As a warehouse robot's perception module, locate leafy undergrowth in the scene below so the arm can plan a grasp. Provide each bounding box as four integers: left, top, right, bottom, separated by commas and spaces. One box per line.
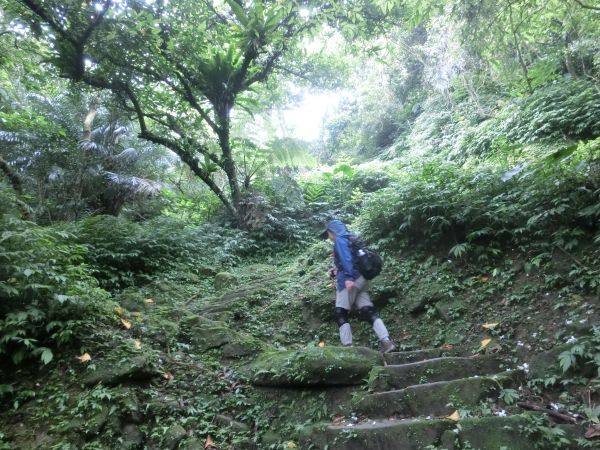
1, 140, 599, 448
1, 231, 599, 449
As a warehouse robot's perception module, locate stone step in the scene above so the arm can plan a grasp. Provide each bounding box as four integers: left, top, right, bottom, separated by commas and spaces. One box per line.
355, 370, 524, 418
383, 346, 467, 365
368, 355, 505, 391
242, 346, 384, 387
300, 415, 537, 450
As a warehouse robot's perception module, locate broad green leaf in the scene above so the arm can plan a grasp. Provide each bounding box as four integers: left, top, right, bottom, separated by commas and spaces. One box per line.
225, 0, 249, 26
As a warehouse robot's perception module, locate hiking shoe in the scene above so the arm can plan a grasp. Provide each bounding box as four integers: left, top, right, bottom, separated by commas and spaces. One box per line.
380, 338, 397, 353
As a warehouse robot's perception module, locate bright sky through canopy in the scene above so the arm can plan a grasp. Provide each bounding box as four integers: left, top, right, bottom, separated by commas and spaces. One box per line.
280, 91, 344, 141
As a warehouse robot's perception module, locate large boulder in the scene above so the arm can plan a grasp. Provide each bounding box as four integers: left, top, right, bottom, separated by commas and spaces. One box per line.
179, 315, 231, 352
406, 280, 448, 314
214, 272, 238, 290
434, 298, 465, 322
121, 423, 144, 449
222, 334, 265, 359
242, 346, 384, 387
83, 355, 159, 386
179, 315, 266, 356
162, 424, 186, 450
367, 355, 504, 391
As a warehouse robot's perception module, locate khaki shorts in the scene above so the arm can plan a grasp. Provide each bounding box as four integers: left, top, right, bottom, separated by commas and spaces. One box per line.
335, 276, 373, 310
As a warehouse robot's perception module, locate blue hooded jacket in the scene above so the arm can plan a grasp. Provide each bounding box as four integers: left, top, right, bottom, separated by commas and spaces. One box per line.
325, 220, 361, 291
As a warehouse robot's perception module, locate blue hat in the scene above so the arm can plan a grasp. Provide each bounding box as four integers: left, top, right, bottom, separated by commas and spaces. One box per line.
319, 219, 347, 238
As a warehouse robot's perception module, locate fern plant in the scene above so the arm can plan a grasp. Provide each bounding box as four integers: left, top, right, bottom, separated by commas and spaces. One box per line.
0, 211, 111, 365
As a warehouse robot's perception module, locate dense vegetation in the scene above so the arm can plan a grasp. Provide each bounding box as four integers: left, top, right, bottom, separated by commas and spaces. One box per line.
1, 0, 599, 448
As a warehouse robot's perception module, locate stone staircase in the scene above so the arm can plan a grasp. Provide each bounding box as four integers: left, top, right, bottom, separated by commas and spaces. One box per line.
294, 348, 563, 450
243, 345, 583, 449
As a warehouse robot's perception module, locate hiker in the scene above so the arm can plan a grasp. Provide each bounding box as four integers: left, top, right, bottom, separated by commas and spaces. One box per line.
321, 219, 397, 353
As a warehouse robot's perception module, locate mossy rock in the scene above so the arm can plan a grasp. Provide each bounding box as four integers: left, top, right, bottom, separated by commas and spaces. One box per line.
406, 280, 447, 314
434, 299, 465, 322
368, 356, 504, 391
67, 405, 114, 439
83, 355, 159, 386
196, 265, 219, 277
162, 424, 186, 449
455, 415, 532, 449
260, 430, 282, 446
369, 283, 399, 307
195, 283, 275, 317
121, 423, 144, 449
119, 387, 144, 424
304, 414, 537, 450
241, 263, 278, 279
528, 344, 572, 379
214, 272, 238, 290
179, 437, 204, 450
143, 320, 179, 348
383, 347, 466, 364
356, 371, 523, 418
117, 291, 146, 311
145, 393, 184, 416
222, 334, 266, 359
300, 418, 451, 450
242, 346, 384, 387
180, 314, 267, 356
214, 414, 250, 432
179, 315, 231, 352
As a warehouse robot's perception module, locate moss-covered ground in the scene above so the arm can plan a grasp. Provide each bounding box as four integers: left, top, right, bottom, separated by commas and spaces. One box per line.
0, 237, 598, 449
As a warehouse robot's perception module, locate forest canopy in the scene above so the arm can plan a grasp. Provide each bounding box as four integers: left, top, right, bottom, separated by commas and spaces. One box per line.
1, 1, 600, 449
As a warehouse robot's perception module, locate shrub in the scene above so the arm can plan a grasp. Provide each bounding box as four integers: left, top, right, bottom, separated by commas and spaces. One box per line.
462, 79, 600, 157
0, 212, 111, 365
355, 141, 600, 263
63, 216, 263, 289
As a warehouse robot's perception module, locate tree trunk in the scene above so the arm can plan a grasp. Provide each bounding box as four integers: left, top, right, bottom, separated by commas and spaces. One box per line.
0, 155, 30, 219
0, 155, 23, 195
508, 2, 533, 94
74, 99, 98, 217
216, 103, 243, 210
564, 30, 578, 78
82, 101, 97, 141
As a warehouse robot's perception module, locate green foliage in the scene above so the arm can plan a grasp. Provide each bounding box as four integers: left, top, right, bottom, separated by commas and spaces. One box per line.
62, 216, 264, 289
0, 209, 111, 365
300, 164, 390, 221
356, 142, 600, 268
161, 188, 222, 224
558, 326, 600, 378
498, 388, 519, 405
463, 79, 600, 157
519, 413, 572, 449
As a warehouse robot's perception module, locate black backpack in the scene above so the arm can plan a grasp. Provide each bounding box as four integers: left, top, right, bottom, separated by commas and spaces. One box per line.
348, 235, 383, 280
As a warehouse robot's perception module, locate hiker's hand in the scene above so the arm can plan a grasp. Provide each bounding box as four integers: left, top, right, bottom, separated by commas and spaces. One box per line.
345, 280, 355, 290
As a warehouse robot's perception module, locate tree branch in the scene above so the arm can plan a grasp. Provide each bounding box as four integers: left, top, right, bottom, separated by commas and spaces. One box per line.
80, 0, 112, 44
19, 0, 78, 46
202, 0, 229, 25
572, 0, 600, 11
171, 68, 220, 133
117, 84, 236, 215
244, 51, 282, 88
275, 65, 314, 83
232, 46, 258, 93
517, 402, 579, 424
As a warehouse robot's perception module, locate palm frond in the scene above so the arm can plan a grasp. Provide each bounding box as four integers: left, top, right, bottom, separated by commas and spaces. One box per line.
23, 92, 53, 106
0, 131, 22, 143
115, 148, 140, 163
47, 166, 65, 181
79, 140, 106, 154
104, 172, 161, 196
